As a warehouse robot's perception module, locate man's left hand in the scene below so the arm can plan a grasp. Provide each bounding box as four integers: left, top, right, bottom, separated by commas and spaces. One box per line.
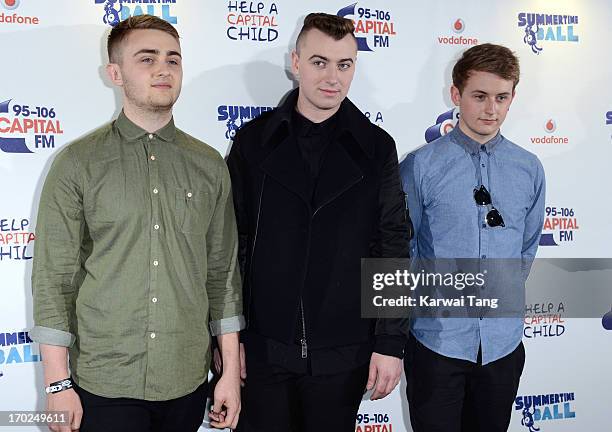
209, 372, 241, 429
365, 352, 402, 400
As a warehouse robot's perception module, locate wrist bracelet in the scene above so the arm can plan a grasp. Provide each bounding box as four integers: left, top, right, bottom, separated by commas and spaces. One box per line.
45, 378, 73, 394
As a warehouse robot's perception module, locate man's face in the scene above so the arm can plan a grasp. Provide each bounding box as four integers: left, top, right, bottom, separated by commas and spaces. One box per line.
291, 29, 357, 120
107, 29, 183, 113
451, 70, 515, 144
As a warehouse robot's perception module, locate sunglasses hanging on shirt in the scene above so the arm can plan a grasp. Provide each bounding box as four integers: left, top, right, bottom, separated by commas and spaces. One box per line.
473, 185, 505, 228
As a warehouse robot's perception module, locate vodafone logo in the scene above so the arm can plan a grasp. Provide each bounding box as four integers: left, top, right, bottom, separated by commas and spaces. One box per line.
544, 119, 556, 133
0, 0, 20, 10
453, 18, 465, 33
531, 119, 568, 144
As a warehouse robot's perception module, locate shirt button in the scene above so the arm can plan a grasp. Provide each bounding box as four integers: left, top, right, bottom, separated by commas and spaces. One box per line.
187, 192, 193, 198
150, 155, 156, 161
153, 260, 159, 266
152, 297, 158, 303
482, 223, 486, 228
481, 255, 486, 259
154, 224, 160, 230
148, 134, 154, 140
481, 163, 485, 167
153, 188, 159, 194
150, 332, 156, 339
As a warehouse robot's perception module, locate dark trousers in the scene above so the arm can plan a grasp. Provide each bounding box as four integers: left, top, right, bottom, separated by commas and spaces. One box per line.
405, 335, 525, 432
236, 358, 369, 432
74, 381, 209, 432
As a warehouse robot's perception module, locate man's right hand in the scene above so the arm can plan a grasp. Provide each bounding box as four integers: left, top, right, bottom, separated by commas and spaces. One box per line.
47, 389, 83, 432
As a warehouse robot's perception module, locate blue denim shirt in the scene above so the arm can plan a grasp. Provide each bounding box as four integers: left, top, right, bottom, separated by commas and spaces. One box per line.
399, 126, 545, 364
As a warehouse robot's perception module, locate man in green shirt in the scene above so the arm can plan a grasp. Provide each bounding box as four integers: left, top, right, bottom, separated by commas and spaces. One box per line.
30, 15, 243, 432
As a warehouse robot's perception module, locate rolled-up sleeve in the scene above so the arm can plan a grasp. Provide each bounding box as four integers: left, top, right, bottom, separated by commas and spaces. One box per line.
206, 160, 245, 336
30, 147, 85, 347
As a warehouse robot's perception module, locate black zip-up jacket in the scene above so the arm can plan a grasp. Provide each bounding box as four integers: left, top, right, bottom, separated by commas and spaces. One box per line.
227, 89, 412, 360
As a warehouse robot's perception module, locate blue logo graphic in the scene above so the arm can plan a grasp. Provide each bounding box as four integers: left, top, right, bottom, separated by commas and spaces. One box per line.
515, 392, 576, 430
94, 0, 177, 27
424, 108, 459, 143
0, 99, 32, 154
218, 105, 273, 139
1, 0, 20, 10
517, 13, 579, 55
0, 331, 41, 377
602, 308, 612, 330
606, 111, 612, 125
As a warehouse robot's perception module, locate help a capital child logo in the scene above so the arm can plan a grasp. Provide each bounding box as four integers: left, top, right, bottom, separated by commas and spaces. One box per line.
517, 12, 579, 55
94, 0, 178, 27
424, 108, 459, 143
226, 1, 279, 42
515, 392, 576, 431
0, 218, 35, 262
0, 99, 63, 154
539, 205, 579, 246
437, 18, 478, 46
524, 301, 565, 339
337, 3, 396, 52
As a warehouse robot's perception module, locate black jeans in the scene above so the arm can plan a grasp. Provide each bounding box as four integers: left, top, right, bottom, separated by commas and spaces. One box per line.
74, 381, 209, 432
404, 334, 525, 432
236, 356, 369, 432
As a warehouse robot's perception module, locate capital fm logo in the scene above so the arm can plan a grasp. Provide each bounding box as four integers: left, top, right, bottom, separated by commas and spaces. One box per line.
94, 0, 178, 27
603, 307, 612, 331
539, 205, 579, 246
0, 99, 64, 154
226, 1, 279, 42
517, 12, 579, 55
530, 119, 569, 145
0, 0, 40, 25
438, 18, 478, 46
424, 108, 459, 143
337, 3, 397, 52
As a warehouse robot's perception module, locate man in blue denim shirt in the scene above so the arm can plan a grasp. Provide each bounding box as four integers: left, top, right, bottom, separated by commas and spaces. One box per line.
400, 44, 545, 431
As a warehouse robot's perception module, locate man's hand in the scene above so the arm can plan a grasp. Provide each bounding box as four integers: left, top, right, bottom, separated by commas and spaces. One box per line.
47, 389, 82, 432
209, 371, 241, 429
365, 352, 402, 400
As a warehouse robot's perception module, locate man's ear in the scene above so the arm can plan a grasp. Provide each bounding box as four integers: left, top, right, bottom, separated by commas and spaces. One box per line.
106, 63, 123, 86
290, 49, 300, 80
450, 85, 461, 107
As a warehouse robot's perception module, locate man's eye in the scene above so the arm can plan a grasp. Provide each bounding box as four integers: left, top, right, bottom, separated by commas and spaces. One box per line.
141, 57, 153, 64
338, 63, 351, 71
313, 60, 325, 67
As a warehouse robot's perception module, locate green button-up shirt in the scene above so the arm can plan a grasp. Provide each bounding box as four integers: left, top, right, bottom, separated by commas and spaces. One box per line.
31, 112, 244, 401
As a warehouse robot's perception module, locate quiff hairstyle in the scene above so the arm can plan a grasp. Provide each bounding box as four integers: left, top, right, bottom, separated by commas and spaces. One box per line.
107, 15, 180, 63
295, 13, 356, 53
452, 43, 520, 94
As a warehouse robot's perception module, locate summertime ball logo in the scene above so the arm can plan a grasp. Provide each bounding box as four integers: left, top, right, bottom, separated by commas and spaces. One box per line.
94, 0, 178, 27
517, 12, 579, 55
337, 3, 396, 52
515, 392, 576, 431
225, 1, 279, 42
438, 18, 478, 46
217, 104, 274, 139
0, 99, 63, 154
424, 108, 459, 143
539, 205, 579, 246
530, 119, 569, 145
0, 331, 41, 379
0, 0, 40, 25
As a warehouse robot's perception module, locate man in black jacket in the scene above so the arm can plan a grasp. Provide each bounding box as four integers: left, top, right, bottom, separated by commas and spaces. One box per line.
227, 13, 411, 432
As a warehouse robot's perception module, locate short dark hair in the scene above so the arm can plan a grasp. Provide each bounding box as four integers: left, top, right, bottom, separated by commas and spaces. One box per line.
452, 43, 520, 94
295, 13, 356, 52
107, 15, 180, 63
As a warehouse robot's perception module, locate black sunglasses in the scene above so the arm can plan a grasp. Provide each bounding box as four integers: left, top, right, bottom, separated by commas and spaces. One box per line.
473, 185, 505, 227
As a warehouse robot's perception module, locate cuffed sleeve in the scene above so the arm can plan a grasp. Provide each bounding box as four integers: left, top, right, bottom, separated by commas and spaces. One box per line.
31, 147, 85, 345
29, 325, 75, 347
373, 334, 406, 359
209, 315, 246, 337
205, 160, 243, 324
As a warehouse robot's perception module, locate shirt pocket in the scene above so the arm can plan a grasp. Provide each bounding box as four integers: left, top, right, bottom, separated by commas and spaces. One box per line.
175, 188, 211, 235
85, 158, 123, 224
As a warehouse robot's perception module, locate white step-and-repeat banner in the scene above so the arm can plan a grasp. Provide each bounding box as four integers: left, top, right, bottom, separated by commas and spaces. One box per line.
1, 1, 611, 431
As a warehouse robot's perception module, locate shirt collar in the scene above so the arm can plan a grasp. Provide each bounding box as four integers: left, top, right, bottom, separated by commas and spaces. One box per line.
291, 106, 339, 138
451, 124, 502, 155
115, 110, 177, 143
